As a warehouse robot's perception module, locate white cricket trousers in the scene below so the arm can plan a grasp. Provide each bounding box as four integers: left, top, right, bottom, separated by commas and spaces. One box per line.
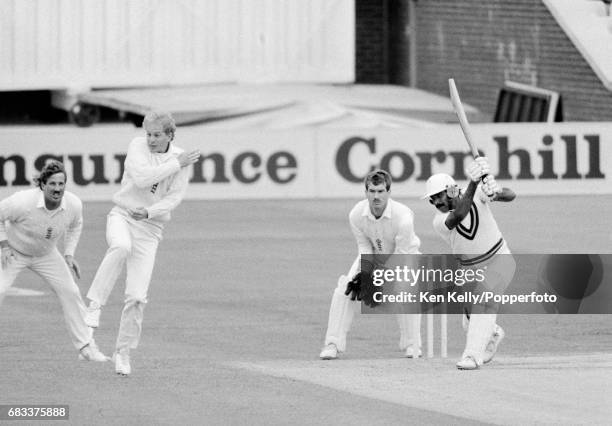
86, 208, 161, 351
0, 248, 93, 350
324, 256, 421, 352
462, 244, 516, 364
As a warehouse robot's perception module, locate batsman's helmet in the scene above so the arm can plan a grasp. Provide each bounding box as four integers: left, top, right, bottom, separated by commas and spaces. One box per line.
422, 173, 458, 199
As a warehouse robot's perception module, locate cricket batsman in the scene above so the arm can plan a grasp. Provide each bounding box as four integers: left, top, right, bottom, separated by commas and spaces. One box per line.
319, 169, 422, 360
422, 157, 516, 369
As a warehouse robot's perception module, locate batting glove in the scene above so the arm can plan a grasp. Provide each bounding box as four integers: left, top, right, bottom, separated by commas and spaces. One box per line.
475, 156, 491, 173
482, 175, 501, 198
1, 247, 15, 269
466, 160, 485, 182
478, 191, 491, 203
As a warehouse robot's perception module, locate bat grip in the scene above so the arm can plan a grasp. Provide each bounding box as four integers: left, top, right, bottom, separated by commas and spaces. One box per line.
471, 154, 487, 181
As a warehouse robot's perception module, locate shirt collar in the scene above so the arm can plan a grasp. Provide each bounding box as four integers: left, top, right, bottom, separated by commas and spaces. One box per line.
37, 191, 66, 211
362, 199, 393, 220
153, 143, 177, 157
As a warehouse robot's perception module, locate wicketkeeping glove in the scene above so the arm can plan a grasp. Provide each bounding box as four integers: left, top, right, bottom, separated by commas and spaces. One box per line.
344, 272, 365, 301
345, 256, 382, 305
344, 270, 380, 307
359, 277, 380, 308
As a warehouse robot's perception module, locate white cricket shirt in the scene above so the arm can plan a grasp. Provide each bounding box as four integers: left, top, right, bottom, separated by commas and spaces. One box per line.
113, 137, 190, 227
349, 198, 421, 255
0, 188, 83, 257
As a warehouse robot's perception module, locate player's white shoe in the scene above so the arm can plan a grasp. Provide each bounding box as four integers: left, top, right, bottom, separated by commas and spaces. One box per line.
404, 346, 422, 358
319, 343, 338, 360
84, 302, 101, 328
483, 326, 505, 364
456, 355, 479, 370
78, 341, 108, 362
113, 350, 131, 376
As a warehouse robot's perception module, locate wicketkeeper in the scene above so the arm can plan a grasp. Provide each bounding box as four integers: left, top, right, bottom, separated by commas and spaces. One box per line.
319, 169, 422, 360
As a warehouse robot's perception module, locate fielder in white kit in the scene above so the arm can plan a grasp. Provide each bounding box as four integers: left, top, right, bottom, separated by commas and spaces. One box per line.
423, 157, 516, 370
85, 111, 200, 376
0, 160, 107, 362
320, 169, 422, 360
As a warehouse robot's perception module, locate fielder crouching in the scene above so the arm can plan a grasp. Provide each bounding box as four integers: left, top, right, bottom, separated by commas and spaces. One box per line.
0, 161, 107, 362
423, 157, 516, 370
319, 169, 422, 360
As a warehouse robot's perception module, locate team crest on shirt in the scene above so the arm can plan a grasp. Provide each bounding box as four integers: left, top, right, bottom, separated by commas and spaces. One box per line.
456, 202, 479, 240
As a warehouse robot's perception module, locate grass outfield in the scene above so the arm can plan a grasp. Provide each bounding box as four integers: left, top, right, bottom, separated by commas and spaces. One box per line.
1, 196, 611, 425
